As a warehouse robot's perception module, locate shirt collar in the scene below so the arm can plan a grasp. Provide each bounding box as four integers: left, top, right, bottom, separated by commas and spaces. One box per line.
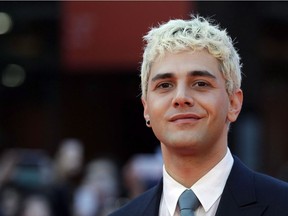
162, 148, 234, 215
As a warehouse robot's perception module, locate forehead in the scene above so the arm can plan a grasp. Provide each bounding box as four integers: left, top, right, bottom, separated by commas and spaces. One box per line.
149, 50, 221, 80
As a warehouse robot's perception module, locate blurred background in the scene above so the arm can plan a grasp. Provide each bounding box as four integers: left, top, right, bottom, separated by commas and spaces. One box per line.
0, 1, 288, 216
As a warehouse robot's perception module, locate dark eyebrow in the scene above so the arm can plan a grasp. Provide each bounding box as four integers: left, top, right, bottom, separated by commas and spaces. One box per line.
151, 70, 216, 82
151, 73, 175, 82
188, 70, 216, 79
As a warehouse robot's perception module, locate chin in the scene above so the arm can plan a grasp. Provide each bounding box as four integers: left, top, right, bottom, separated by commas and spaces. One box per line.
166, 138, 199, 149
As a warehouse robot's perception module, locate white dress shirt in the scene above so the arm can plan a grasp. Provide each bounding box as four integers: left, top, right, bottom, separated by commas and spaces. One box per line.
159, 148, 234, 216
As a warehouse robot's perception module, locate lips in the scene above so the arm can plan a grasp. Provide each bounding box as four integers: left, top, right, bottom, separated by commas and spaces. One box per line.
169, 113, 202, 122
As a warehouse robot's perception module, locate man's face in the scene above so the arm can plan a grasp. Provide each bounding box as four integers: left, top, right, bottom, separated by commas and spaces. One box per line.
142, 50, 242, 155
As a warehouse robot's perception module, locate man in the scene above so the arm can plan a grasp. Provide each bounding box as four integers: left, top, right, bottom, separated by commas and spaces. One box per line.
109, 16, 288, 216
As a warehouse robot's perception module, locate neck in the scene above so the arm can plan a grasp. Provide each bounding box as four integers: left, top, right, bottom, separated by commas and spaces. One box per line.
161, 144, 227, 188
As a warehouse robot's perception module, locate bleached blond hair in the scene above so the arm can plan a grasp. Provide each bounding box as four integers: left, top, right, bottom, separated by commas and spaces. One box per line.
140, 15, 242, 99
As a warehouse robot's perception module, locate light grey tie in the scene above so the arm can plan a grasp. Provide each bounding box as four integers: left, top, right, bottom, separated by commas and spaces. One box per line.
178, 189, 200, 216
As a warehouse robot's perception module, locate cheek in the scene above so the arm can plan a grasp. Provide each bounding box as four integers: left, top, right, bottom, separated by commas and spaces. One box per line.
148, 101, 163, 119
147, 96, 170, 122
203, 94, 230, 120
219, 98, 231, 121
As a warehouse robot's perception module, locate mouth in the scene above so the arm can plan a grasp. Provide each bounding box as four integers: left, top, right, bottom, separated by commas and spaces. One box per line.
169, 113, 202, 123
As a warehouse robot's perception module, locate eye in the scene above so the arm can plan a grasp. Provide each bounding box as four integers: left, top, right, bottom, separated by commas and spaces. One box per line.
157, 82, 173, 89
194, 81, 209, 87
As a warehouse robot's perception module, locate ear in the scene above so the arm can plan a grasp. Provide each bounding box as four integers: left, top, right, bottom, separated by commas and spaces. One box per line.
227, 89, 243, 123
141, 98, 149, 121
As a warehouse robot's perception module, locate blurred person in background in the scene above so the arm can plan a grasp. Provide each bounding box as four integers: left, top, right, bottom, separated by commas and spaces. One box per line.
109, 15, 288, 216
20, 194, 51, 216
53, 138, 84, 182
0, 149, 52, 216
0, 183, 21, 216
0, 150, 19, 216
0, 139, 84, 216
48, 138, 84, 216
73, 158, 119, 216
121, 147, 162, 200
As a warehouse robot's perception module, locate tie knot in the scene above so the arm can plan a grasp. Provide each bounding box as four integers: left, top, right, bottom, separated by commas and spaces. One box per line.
178, 189, 200, 212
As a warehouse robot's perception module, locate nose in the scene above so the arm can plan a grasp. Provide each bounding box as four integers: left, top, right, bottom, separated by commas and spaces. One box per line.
172, 85, 194, 108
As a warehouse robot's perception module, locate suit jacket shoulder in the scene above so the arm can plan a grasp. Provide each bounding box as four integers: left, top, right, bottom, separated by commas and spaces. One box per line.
109, 180, 163, 216
216, 156, 288, 216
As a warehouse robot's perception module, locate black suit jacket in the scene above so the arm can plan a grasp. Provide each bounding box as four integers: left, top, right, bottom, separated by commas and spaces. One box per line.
109, 157, 288, 216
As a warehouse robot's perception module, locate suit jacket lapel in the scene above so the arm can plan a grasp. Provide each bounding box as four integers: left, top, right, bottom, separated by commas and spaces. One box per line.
140, 180, 163, 216
215, 156, 267, 216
